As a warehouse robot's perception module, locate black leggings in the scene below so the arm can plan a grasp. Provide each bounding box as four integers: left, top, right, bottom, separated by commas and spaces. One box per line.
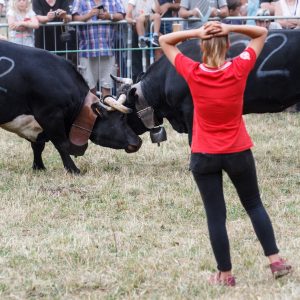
190, 150, 279, 272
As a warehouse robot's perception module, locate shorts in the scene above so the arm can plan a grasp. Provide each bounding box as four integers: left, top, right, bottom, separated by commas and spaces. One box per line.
79, 56, 115, 90
160, 21, 173, 34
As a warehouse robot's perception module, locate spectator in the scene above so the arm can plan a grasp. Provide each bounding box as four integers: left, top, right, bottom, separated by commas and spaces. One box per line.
0, 0, 4, 18
179, 0, 229, 30
7, 0, 39, 47
72, 0, 125, 97
224, 0, 244, 24
274, 0, 300, 29
246, 0, 260, 25
125, 0, 161, 48
159, 0, 180, 34
32, 0, 72, 53
255, 8, 282, 28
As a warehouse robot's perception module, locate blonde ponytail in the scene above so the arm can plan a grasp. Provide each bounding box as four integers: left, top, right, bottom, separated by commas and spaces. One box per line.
201, 36, 229, 68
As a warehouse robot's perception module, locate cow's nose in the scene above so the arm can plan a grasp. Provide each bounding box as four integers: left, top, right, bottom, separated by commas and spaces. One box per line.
125, 138, 142, 153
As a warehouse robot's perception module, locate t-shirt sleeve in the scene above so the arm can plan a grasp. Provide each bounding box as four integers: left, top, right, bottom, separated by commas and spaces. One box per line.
233, 47, 257, 78
71, 0, 81, 15
175, 53, 198, 83
114, 0, 126, 14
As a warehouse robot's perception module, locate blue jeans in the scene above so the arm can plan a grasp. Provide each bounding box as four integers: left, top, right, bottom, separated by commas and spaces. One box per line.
191, 149, 279, 271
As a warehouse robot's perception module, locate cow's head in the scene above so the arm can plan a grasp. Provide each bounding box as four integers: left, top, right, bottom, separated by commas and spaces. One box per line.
89, 94, 142, 153
111, 75, 167, 145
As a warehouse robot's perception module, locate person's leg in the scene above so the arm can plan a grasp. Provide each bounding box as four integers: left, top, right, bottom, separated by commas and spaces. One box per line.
150, 13, 161, 35
136, 14, 146, 37
223, 150, 279, 258
79, 57, 99, 95
149, 13, 161, 47
99, 55, 115, 97
191, 153, 232, 278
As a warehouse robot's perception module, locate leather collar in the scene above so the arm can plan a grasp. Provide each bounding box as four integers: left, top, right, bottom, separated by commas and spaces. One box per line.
134, 82, 159, 129
69, 91, 99, 156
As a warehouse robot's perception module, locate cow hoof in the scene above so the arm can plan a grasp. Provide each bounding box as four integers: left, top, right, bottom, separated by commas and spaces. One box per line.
66, 167, 81, 175
32, 164, 46, 171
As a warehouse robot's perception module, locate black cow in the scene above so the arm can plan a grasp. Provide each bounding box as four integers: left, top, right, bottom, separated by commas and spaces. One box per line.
0, 40, 142, 173
116, 30, 300, 144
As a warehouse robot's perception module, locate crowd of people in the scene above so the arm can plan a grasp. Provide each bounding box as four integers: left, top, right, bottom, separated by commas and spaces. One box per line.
0, 0, 299, 99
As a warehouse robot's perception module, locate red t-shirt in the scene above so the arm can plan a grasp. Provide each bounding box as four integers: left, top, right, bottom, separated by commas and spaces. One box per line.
175, 47, 257, 154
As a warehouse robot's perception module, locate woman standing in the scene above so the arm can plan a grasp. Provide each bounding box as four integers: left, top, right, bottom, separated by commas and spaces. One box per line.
159, 22, 292, 286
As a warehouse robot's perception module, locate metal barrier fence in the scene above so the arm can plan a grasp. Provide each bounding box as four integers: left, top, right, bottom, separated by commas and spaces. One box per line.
1, 16, 300, 93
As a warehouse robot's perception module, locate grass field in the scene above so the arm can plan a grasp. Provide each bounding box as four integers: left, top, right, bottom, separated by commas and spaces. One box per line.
0, 113, 299, 299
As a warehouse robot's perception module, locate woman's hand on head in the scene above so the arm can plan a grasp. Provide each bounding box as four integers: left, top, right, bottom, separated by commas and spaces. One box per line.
198, 22, 223, 39
210, 22, 231, 37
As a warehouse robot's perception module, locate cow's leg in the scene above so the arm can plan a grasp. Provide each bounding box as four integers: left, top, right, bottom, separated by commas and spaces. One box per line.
183, 106, 194, 146
55, 143, 80, 174
38, 115, 80, 174
31, 141, 46, 170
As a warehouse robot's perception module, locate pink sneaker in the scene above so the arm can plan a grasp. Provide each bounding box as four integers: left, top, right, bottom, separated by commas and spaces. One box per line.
209, 272, 236, 287
270, 258, 292, 279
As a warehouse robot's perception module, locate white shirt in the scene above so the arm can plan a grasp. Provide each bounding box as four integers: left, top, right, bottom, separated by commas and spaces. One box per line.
128, 0, 155, 18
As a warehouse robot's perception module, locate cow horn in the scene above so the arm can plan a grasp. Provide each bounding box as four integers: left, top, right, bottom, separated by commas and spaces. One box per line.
91, 102, 113, 116
117, 93, 127, 105
110, 74, 133, 85
98, 101, 113, 111
103, 96, 132, 114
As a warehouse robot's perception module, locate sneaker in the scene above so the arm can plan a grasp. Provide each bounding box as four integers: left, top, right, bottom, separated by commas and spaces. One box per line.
208, 272, 236, 287
270, 258, 292, 279
151, 35, 160, 47
138, 38, 147, 49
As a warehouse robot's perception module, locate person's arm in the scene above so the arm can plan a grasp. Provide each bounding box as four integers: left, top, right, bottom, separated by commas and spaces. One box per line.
260, 0, 277, 15
215, 24, 268, 57
98, 5, 124, 21
159, 22, 221, 66
55, 9, 72, 22
72, 8, 99, 22
178, 6, 200, 19
7, 15, 18, 30
22, 15, 40, 29
36, 10, 56, 23
160, 0, 180, 16
210, 5, 229, 18
7, 14, 38, 31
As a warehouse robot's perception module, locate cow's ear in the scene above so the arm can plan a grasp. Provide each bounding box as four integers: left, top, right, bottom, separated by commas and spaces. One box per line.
129, 87, 137, 97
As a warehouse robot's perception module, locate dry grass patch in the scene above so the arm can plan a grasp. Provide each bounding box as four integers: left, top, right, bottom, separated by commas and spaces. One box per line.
0, 112, 299, 299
